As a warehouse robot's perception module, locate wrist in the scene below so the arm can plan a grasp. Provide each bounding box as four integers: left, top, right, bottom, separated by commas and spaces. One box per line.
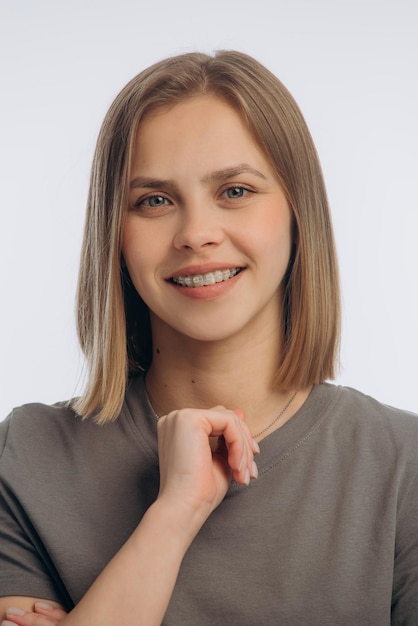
142, 494, 209, 551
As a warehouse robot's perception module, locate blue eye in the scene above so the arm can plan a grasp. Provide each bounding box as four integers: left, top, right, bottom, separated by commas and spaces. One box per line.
141, 195, 169, 207
223, 186, 250, 199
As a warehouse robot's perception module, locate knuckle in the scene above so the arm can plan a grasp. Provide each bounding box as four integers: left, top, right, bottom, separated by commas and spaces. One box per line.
172, 408, 192, 423
163, 408, 194, 428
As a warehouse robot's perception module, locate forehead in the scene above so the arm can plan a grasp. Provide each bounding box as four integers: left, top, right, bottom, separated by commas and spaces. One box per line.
137, 95, 248, 141
131, 95, 272, 175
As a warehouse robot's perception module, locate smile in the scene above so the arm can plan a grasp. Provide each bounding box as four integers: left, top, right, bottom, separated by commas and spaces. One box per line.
171, 267, 242, 287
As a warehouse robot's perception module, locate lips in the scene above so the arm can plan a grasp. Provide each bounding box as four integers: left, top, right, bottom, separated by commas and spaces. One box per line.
170, 267, 242, 288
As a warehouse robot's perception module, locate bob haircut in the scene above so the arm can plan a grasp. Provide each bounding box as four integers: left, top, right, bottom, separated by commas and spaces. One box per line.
73, 50, 340, 424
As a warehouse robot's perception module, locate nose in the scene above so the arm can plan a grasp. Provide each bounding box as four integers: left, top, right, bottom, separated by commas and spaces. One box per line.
173, 202, 224, 252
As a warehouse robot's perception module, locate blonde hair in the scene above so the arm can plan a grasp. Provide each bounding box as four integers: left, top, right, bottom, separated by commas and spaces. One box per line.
73, 50, 340, 423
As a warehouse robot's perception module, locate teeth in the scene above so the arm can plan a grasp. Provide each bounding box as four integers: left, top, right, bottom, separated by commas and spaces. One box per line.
172, 267, 241, 287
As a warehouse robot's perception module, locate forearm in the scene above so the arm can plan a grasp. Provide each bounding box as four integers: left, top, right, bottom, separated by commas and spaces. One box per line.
62, 498, 201, 626
1, 407, 257, 626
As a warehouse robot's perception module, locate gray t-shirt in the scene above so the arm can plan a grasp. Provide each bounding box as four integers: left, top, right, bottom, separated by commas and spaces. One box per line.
1, 376, 417, 625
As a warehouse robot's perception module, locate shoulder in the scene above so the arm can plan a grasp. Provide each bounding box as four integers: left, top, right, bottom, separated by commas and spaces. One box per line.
0, 400, 97, 473
0, 374, 156, 471
332, 384, 418, 429
1, 398, 92, 440
320, 383, 418, 463
1, 399, 76, 443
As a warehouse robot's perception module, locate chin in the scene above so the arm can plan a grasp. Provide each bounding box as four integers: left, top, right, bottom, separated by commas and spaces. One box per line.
175, 319, 254, 344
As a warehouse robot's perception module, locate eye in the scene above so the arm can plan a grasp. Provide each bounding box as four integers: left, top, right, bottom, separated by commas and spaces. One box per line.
137, 195, 170, 208
221, 185, 251, 200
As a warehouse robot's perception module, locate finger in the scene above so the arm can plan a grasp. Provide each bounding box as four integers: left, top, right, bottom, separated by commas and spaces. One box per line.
161, 406, 246, 471
205, 408, 255, 485
3, 608, 57, 626
231, 407, 260, 478
34, 603, 67, 621
212, 434, 255, 490
206, 409, 249, 477
232, 408, 261, 454
232, 408, 261, 461
3, 603, 67, 626
160, 406, 256, 486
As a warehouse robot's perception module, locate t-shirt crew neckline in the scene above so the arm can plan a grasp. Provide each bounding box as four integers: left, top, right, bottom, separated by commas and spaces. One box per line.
123, 373, 340, 476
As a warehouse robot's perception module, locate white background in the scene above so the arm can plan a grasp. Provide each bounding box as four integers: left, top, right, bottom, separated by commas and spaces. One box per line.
0, 0, 417, 419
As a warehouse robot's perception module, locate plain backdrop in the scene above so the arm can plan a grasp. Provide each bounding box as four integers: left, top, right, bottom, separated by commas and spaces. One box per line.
1, 0, 417, 420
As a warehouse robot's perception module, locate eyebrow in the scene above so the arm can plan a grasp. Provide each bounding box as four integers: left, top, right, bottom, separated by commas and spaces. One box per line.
201, 164, 268, 185
129, 163, 267, 190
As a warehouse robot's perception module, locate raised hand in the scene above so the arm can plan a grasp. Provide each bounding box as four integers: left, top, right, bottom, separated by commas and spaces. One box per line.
157, 405, 259, 526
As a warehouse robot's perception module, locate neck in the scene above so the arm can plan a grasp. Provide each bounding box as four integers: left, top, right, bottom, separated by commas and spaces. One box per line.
145, 316, 306, 437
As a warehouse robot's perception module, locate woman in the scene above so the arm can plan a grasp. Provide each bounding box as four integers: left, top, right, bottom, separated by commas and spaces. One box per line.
1, 51, 417, 626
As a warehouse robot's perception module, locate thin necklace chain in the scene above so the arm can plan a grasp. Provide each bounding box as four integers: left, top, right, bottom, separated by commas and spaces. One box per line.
251, 391, 298, 438
146, 382, 298, 439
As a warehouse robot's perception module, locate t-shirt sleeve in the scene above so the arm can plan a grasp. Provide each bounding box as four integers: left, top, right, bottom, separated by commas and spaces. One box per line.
391, 463, 418, 624
0, 415, 70, 606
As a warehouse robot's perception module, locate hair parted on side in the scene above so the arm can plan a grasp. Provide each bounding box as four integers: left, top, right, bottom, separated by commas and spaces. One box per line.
72, 50, 340, 424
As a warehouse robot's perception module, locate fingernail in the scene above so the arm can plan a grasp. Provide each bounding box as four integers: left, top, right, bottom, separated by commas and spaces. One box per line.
35, 601, 53, 610
251, 460, 259, 479
4, 620, 22, 626
253, 439, 260, 454
6, 607, 25, 616
244, 468, 250, 485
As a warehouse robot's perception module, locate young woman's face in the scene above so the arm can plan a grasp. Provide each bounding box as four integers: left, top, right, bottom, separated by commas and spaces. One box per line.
123, 95, 293, 346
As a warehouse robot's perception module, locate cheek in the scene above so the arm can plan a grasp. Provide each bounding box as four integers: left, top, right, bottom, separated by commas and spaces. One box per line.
122, 216, 173, 269
250, 208, 293, 261
122, 220, 153, 270
121, 232, 149, 292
